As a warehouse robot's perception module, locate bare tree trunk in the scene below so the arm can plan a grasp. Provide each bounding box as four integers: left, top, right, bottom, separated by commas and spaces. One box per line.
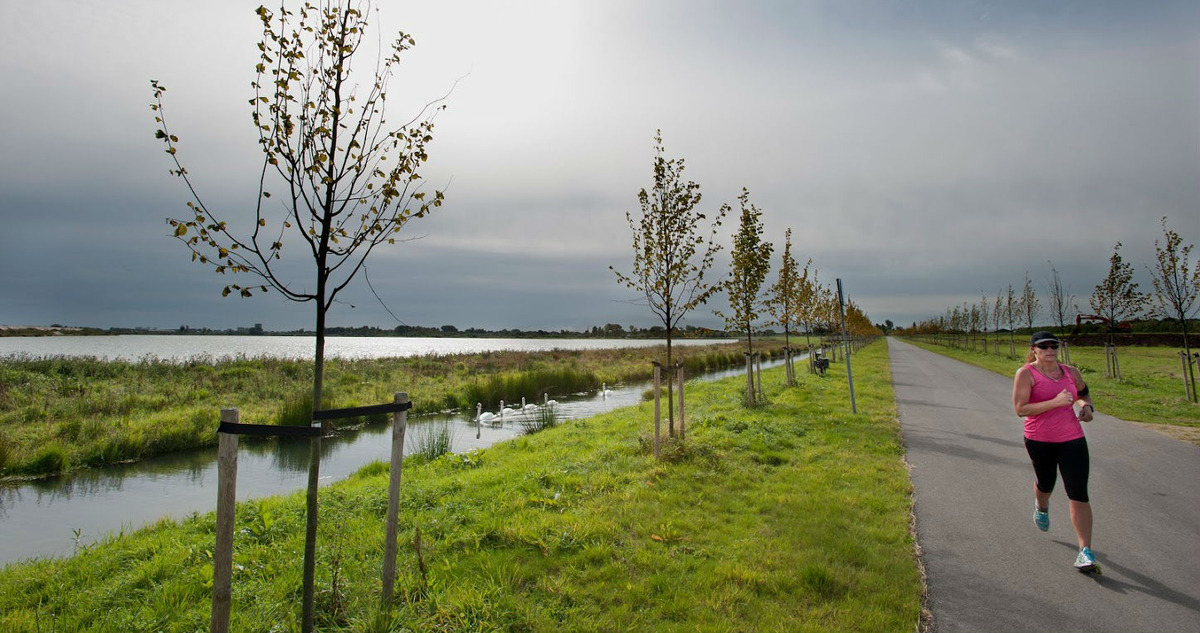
665, 332, 675, 436
302, 282, 327, 633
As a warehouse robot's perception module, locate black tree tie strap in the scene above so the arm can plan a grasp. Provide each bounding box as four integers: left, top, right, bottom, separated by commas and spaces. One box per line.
311, 401, 413, 421
217, 422, 323, 437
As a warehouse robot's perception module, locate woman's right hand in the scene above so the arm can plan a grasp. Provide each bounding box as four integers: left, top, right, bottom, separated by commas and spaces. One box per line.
1052, 389, 1074, 408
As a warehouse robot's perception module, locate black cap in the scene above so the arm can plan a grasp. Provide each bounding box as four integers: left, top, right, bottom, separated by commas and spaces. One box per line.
1030, 331, 1059, 345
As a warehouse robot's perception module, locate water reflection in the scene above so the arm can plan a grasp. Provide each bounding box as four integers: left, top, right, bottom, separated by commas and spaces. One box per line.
0, 355, 791, 567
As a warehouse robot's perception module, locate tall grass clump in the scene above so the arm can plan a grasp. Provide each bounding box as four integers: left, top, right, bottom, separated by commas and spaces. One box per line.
462, 367, 596, 410
518, 404, 559, 435
410, 420, 454, 460
24, 443, 68, 475
276, 392, 314, 426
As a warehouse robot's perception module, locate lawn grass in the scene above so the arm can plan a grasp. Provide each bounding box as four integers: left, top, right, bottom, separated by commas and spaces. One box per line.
0, 340, 921, 632
0, 342, 788, 478
901, 337, 1199, 437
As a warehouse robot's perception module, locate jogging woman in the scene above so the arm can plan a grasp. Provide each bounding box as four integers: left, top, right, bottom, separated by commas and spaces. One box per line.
1012, 331, 1099, 573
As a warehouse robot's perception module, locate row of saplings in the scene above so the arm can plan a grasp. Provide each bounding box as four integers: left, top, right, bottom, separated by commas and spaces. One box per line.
643, 334, 874, 459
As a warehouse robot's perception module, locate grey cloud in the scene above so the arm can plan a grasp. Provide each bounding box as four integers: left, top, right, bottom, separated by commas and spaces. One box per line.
2, 0, 1197, 333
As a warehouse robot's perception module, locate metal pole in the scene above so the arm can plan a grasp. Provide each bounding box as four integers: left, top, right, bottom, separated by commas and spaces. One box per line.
380, 392, 409, 606
212, 408, 239, 633
836, 278, 858, 414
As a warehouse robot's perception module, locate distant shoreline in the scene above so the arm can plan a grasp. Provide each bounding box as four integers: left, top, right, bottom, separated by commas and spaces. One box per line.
0, 326, 110, 337
0, 324, 739, 340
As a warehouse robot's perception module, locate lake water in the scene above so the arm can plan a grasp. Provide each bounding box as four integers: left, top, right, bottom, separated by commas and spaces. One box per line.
0, 347, 797, 568
0, 335, 732, 362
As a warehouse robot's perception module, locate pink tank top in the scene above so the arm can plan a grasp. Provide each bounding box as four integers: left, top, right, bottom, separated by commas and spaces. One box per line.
1024, 363, 1084, 442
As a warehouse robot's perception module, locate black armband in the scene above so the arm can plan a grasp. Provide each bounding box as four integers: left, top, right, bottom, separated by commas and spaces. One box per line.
1078, 385, 1089, 397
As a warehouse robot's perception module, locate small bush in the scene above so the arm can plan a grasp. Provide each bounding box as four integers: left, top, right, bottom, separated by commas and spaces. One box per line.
519, 404, 559, 435
411, 420, 453, 460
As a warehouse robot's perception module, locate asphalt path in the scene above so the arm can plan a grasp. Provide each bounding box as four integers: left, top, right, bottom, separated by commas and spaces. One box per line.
889, 338, 1200, 633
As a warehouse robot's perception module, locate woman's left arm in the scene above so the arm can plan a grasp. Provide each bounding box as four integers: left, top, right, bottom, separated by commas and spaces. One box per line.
1071, 366, 1094, 422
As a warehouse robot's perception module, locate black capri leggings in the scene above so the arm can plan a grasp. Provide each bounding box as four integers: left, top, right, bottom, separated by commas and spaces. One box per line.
1024, 436, 1090, 502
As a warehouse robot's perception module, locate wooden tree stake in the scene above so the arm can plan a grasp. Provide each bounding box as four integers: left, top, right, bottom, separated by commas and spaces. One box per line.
677, 363, 686, 440
380, 392, 409, 605
653, 363, 662, 459
1181, 351, 1193, 401
745, 353, 755, 406
212, 408, 239, 633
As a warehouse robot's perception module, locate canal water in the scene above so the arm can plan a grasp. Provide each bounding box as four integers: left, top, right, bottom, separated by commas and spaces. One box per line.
0, 355, 795, 567
0, 334, 731, 362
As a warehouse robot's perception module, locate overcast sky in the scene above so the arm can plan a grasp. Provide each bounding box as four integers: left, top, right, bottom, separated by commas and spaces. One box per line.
2, 0, 1197, 332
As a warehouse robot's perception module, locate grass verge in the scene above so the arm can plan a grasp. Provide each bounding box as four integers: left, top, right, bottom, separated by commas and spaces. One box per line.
900, 338, 1199, 442
0, 341, 921, 632
0, 342, 788, 479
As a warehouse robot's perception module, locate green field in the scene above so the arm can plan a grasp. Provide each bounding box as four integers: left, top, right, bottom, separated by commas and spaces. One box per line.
0, 342, 791, 478
0, 340, 922, 632
902, 337, 1199, 442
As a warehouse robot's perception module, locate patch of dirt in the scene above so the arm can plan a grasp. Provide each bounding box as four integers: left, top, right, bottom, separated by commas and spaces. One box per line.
1135, 422, 1200, 446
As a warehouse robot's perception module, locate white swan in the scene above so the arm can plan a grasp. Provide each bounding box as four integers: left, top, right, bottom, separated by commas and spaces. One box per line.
521, 396, 538, 412
476, 402, 497, 424
500, 400, 517, 417
601, 383, 613, 397
543, 393, 557, 407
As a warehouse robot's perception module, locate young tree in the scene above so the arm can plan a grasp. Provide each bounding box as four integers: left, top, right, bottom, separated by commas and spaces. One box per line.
1020, 272, 1041, 332
1005, 284, 1018, 357
797, 262, 818, 351
611, 131, 727, 435
816, 280, 840, 352
1149, 217, 1200, 402
151, 4, 448, 627
992, 290, 1004, 354
766, 228, 803, 385
969, 301, 981, 352
152, 2, 446, 412
717, 188, 774, 404
1090, 242, 1148, 342
979, 292, 991, 354
1045, 260, 1075, 334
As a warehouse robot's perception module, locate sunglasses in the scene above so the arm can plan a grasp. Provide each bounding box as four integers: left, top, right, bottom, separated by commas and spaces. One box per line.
1035, 343, 1059, 350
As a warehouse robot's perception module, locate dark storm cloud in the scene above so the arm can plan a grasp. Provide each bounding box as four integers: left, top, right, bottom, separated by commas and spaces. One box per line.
1, 0, 1197, 331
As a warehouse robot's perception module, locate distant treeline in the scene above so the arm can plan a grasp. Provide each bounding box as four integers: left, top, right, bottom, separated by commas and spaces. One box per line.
1005, 318, 1199, 336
